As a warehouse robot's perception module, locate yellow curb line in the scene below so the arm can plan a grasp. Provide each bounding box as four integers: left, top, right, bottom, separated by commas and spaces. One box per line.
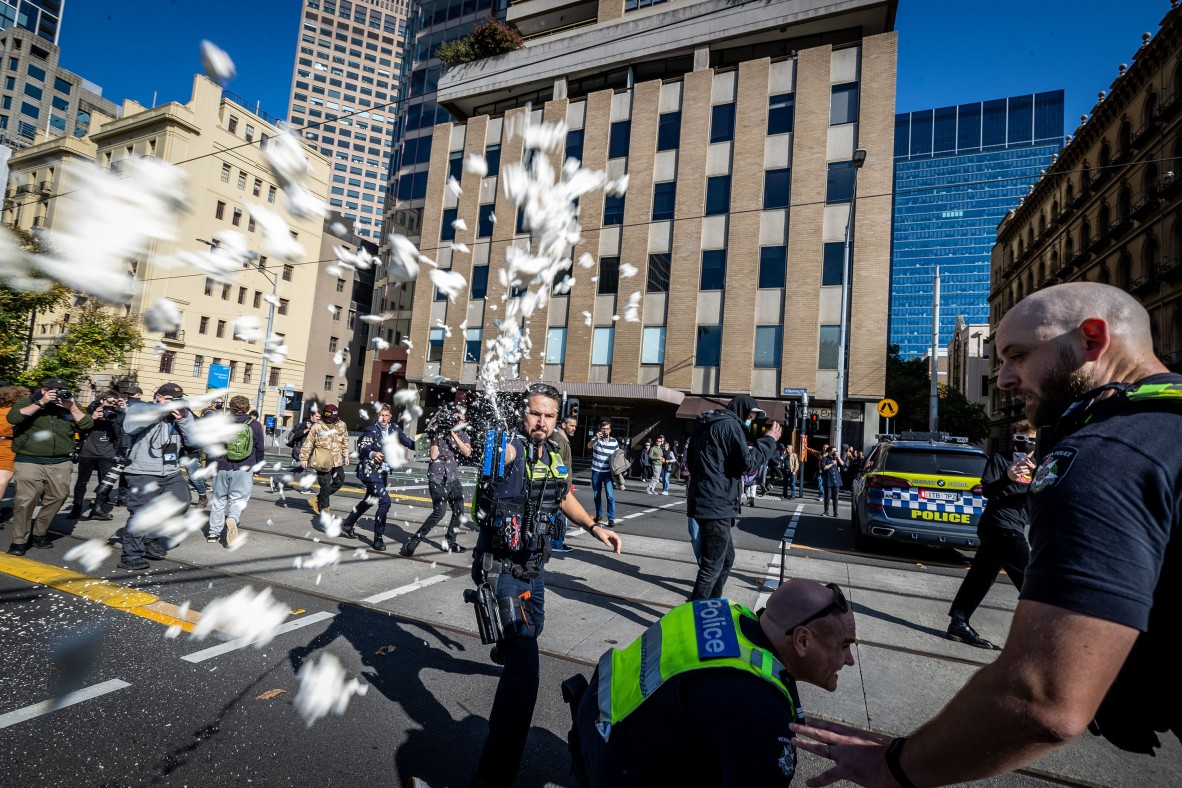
0, 553, 197, 633
251, 475, 435, 504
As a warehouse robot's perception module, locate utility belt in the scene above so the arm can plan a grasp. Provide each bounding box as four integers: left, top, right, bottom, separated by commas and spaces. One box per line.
464, 551, 542, 644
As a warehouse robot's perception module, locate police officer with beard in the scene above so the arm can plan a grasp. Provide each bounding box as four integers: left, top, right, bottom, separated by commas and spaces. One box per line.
468, 383, 622, 788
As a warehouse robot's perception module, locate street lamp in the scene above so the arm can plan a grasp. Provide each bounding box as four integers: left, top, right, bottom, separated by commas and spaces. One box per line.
832, 148, 867, 454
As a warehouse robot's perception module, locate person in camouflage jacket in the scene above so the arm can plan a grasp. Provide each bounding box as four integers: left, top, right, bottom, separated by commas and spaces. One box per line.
299, 404, 350, 517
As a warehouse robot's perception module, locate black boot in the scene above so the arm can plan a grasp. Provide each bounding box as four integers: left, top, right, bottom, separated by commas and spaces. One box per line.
372, 535, 387, 552
340, 518, 356, 539
399, 537, 419, 557
66, 504, 83, 519
947, 616, 995, 649
447, 541, 466, 554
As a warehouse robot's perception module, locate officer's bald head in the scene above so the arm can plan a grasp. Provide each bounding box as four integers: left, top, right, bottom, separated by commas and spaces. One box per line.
999, 283, 1154, 356
761, 579, 856, 692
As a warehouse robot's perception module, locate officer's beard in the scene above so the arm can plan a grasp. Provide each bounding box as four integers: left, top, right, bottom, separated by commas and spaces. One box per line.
1025, 346, 1097, 428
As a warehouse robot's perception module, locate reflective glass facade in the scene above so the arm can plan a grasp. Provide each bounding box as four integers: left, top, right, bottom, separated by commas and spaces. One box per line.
890, 90, 1064, 358
0, 0, 60, 45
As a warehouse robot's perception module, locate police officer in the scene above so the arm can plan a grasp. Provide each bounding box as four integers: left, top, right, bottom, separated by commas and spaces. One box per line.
469, 383, 622, 788
794, 282, 1182, 784
570, 579, 856, 787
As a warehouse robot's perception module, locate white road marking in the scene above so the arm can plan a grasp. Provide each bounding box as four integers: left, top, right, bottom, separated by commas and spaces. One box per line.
180, 611, 336, 663
0, 679, 131, 729
363, 574, 449, 604
755, 503, 805, 610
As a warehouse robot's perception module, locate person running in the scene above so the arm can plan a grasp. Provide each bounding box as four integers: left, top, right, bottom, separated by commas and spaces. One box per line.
299, 404, 350, 518
340, 403, 415, 552
205, 396, 264, 547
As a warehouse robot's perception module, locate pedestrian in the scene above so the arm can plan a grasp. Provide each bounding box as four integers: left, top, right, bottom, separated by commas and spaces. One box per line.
821, 447, 843, 516
662, 438, 675, 494
403, 405, 470, 555
569, 579, 856, 787
0, 385, 31, 527
205, 395, 265, 547
68, 390, 125, 521
680, 436, 700, 563
117, 383, 194, 570
792, 282, 1182, 782
4, 379, 94, 555
646, 436, 666, 494
668, 440, 680, 481
944, 421, 1036, 649
812, 442, 830, 500
113, 384, 143, 507
299, 403, 350, 518
468, 383, 622, 788
181, 396, 222, 508
783, 445, 800, 500
686, 396, 780, 600
638, 438, 653, 485
336, 403, 415, 551
549, 414, 578, 555
273, 410, 318, 493
587, 419, 618, 528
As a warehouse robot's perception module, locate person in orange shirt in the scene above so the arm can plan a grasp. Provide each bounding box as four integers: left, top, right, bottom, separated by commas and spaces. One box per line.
0, 385, 31, 526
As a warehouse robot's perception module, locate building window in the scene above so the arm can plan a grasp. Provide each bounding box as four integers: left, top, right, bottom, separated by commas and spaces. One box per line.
822, 242, 845, 286
216, 320, 226, 338
826, 161, 856, 204
448, 150, 463, 182
830, 83, 859, 125
471, 265, 489, 299
329, 336, 339, 352
428, 328, 445, 362
221, 284, 231, 300
642, 326, 666, 365
710, 103, 735, 144
754, 326, 782, 368
269, 368, 280, 386
243, 363, 253, 384
465, 328, 482, 363
204, 278, 214, 297
159, 351, 176, 374
657, 112, 681, 151
603, 194, 625, 225
237, 286, 246, 305
705, 175, 731, 216
477, 204, 495, 237
282, 264, 293, 281
441, 207, 457, 241
253, 178, 263, 196
647, 253, 670, 293
253, 291, 262, 308
215, 201, 226, 219
545, 327, 566, 364
609, 121, 631, 159
237, 171, 247, 189
701, 249, 727, 290
818, 325, 841, 369
652, 182, 676, 221
759, 247, 786, 288
220, 163, 231, 182
336, 278, 345, 293
324, 375, 334, 391
268, 186, 277, 203
199, 316, 209, 334
768, 93, 795, 135
228, 115, 239, 133
484, 144, 501, 177
695, 325, 722, 367
764, 168, 791, 209
592, 327, 614, 365
193, 355, 204, 378
565, 129, 584, 163
598, 257, 620, 295
278, 298, 289, 315
232, 207, 243, 226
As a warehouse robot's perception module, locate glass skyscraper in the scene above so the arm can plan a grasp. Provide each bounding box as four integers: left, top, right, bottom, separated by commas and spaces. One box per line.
890, 90, 1064, 358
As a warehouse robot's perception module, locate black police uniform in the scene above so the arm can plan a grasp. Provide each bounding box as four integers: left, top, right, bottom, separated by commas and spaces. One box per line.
470, 432, 568, 788
1025, 373, 1182, 753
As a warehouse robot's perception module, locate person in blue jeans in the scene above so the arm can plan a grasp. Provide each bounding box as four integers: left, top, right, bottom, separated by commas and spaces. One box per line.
814, 442, 830, 499
587, 420, 618, 527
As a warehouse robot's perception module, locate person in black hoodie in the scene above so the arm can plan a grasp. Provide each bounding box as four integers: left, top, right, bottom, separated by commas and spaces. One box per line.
68, 390, 125, 521
686, 395, 781, 599
945, 421, 1037, 649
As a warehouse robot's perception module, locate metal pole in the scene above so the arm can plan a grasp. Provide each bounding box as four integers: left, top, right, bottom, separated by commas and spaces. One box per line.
833, 150, 866, 452
929, 267, 941, 432
256, 273, 278, 416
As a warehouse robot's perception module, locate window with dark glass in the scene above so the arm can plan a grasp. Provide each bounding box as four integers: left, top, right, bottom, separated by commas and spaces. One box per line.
763, 168, 791, 209
705, 175, 731, 215
565, 128, 584, 163
754, 326, 782, 368
465, 329, 482, 363
647, 253, 670, 292
822, 242, 845, 286
657, 112, 681, 151
981, 98, 1007, 148
701, 249, 727, 290
440, 207, 457, 241
477, 204, 495, 237
826, 161, 856, 204
428, 328, 444, 362
652, 182, 676, 221
818, 325, 840, 369
604, 194, 625, 225
609, 121, 631, 158
957, 103, 981, 151
830, 83, 859, 125
447, 150, 462, 182
1007, 94, 1033, 146
695, 325, 722, 367
909, 109, 932, 157
434, 271, 450, 301
710, 103, 735, 143
758, 246, 786, 288
598, 256, 620, 295
768, 93, 795, 135
484, 144, 500, 177
932, 106, 957, 154
470, 265, 489, 299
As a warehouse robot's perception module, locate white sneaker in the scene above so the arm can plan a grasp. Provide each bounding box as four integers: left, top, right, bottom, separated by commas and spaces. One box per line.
661, 491, 669, 496
226, 517, 238, 542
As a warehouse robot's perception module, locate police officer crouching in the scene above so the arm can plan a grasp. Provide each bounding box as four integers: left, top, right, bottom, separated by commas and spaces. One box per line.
566, 579, 856, 787
466, 383, 622, 788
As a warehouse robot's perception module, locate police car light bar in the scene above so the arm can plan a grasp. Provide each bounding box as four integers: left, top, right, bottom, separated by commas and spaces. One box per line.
875, 432, 970, 444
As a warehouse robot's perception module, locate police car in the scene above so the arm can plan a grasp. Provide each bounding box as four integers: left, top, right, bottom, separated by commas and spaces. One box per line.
850, 432, 989, 551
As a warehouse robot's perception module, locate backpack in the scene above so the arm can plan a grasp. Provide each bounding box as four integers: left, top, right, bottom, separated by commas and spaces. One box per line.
226, 418, 255, 462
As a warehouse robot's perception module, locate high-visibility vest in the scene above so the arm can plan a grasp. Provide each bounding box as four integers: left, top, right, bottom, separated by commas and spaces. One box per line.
594, 598, 800, 741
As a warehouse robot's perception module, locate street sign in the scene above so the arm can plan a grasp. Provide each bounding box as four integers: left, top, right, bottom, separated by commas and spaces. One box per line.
781, 387, 808, 397
284, 384, 295, 395
207, 364, 231, 390
877, 398, 899, 418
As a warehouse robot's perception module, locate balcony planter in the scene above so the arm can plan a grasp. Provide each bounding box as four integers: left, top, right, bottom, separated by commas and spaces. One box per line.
437, 18, 525, 69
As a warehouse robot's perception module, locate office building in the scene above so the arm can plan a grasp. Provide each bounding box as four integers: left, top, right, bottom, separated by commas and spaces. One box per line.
891, 90, 1063, 358
283, 0, 409, 244
385, 0, 900, 448
946, 316, 989, 407
988, 5, 1182, 432
1, 0, 61, 45
0, 26, 119, 150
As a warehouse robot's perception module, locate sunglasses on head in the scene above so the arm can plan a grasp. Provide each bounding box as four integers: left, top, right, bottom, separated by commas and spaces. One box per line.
786, 583, 848, 634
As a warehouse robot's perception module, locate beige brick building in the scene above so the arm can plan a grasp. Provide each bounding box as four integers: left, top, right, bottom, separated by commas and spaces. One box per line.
988, 4, 1182, 434
4, 75, 330, 427
390, 0, 898, 447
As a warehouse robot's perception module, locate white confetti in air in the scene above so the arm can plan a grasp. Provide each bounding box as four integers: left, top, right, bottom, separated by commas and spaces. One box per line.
233, 315, 262, 342
294, 545, 343, 570
126, 495, 194, 540
192, 461, 219, 481
582, 310, 593, 326
248, 203, 305, 263
400, 337, 413, 349
430, 269, 467, 302
450, 243, 470, 254
143, 299, 182, 333
187, 411, 247, 458
388, 234, 420, 282
200, 40, 237, 85
189, 586, 292, 647
63, 539, 112, 573
447, 176, 462, 197
326, 304, 339, 317
32, 430, 52, 442
372, 336, 390, 350
619, 263, 638, 279
358, 408, 369, 420
352, 548, 370, 560
318, 510, 343, 538
434, 320, 452, 338
452, 218, 467, 232
293, 652, 368, 727
578, 253, 595, 269
360, 310, 396, 324
464, 153, 487, 177
623, 291, 641, 322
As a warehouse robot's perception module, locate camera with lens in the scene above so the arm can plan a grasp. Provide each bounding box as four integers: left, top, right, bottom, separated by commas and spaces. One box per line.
102, 406, 121, 420
425, 407, 457, 440
747, 414, 775, 440
93, 461, 127, 501
54, 388, 73, 403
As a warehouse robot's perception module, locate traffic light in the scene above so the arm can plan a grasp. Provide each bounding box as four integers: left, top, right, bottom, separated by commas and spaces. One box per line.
806, 413, 819, 435
564, 397, 580, 423
786, 400, 798, 431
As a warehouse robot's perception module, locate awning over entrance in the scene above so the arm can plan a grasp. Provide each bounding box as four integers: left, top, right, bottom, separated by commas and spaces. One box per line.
476, 380, 686, 406
675, 396, 789, 422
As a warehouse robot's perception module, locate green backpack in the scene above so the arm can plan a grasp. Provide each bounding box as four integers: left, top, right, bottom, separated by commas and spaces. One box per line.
226, 417, 255, 462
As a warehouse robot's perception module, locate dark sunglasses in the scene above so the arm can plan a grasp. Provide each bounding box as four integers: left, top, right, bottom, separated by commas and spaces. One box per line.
787, 583, 849, 634
1012, 435, 1036, 445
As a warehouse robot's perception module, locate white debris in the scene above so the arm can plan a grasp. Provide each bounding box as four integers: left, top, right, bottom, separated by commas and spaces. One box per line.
187, 411, 247, 458
623, 291, 642, 322
189, 586, 292, 647
452, 218, 468, 232
294, 545, 343, 570
372, 336, 390, 350
248, 203, 305, 263
446, 176, 462, 197
388, 234, 421, 282
233, 315, 263, 342
578, 253, 595, 269
430, 268, 467, 302
464, 153, 488, 177
63, 539, 112, 573
126, 495, 198, 541
619, 263, 638, 279
143, 299, 182, 333
200, 40, 237, 86
293, 652, 368, 727
449, 243, 470, 255
582, 310, 593, 326
318, 510, 343, 538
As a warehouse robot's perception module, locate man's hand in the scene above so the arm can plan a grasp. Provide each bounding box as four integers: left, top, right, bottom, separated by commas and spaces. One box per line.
591, 525, 622, 554
789, 718, 893, 787
42, 390, 59, 405
1008, 455, 1036, 484
300, 460, 309, 469
768, 420, 783, 441
372, 451, 384, 463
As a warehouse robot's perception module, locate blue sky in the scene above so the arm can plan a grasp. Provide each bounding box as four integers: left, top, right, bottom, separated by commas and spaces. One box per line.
60, 0, 1169, 134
